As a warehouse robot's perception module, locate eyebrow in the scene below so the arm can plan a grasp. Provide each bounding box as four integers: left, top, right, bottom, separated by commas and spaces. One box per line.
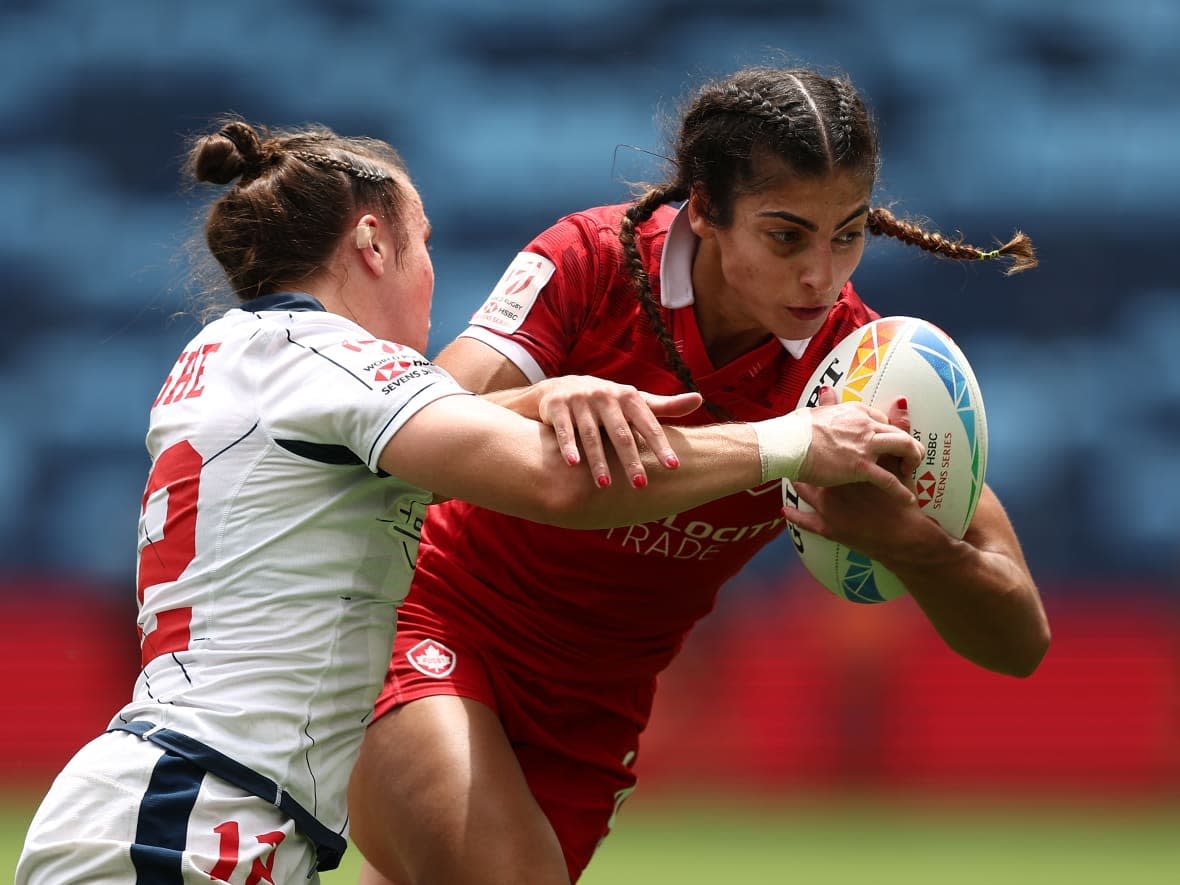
757, 203, 870, 232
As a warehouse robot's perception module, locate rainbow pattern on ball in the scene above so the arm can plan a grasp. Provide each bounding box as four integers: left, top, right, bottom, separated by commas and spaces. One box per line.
841, 551, 887, 603
908, 325, 985, 521
839, 318, 904, 404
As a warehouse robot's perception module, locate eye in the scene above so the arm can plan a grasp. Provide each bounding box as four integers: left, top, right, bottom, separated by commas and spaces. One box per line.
834, 229, 864, 247
769, 228, 804, 245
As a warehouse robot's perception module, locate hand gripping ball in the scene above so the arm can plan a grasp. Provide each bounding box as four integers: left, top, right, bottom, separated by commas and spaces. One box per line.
782, 316, 989, 603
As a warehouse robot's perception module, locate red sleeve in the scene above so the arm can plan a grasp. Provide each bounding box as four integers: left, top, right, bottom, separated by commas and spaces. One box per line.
466, 210, 618, 379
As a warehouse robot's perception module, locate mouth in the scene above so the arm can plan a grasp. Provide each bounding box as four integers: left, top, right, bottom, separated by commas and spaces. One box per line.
787, 306, 828, 321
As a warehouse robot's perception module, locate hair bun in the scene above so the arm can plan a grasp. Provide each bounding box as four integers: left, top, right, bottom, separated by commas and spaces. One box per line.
193, 120, 264, 184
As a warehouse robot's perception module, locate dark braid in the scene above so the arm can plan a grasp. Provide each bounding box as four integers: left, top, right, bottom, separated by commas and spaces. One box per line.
717, 85, 796, 132
290, 150, 392, 184
867, 208, 1037, 275
620, 185, 737, 422
829, 78, 856, 163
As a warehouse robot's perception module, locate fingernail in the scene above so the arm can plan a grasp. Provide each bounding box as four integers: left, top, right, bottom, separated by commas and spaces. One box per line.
898, 397, 908, 409
665, 455, 680, 469
631, 474, 648, 489
596, 474, 611, 489
566, 453, 580, 465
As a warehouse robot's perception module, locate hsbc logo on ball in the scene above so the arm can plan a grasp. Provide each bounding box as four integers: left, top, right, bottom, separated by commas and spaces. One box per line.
914, 470, 937, 509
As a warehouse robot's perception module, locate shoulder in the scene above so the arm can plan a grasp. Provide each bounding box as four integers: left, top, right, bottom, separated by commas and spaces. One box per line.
243, 310, 445, 388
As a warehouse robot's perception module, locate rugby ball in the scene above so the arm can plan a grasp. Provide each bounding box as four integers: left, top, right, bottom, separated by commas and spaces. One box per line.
782, 316, 988, 603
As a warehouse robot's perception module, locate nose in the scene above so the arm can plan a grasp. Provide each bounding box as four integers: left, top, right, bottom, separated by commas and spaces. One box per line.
799, 244, 834, 296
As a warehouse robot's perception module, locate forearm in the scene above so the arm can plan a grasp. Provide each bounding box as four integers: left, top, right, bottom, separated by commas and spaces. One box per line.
877, 502, 1050, 677
564, 422, 765, 527
385, 394, 766, 530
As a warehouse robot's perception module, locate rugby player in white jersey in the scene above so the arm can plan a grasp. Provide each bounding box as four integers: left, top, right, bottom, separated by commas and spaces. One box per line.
16, 118, 922, 884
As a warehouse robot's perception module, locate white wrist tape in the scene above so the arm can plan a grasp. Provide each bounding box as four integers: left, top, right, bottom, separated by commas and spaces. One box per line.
752, 409, 813, 482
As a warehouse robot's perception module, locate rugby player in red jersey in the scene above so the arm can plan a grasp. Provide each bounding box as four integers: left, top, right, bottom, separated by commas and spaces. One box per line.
349, 65, 1051, 885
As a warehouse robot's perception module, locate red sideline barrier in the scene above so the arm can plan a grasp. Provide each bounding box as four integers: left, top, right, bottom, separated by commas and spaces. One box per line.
0, 580, 138, 791
2, 577, 1178, 797
637, 579, 1180, 796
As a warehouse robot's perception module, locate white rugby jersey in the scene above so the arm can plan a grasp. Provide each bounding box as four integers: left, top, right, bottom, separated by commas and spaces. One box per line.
114, 292, 468, 836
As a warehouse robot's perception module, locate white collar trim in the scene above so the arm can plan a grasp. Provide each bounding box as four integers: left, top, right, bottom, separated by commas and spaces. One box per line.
658, 203, 698, 310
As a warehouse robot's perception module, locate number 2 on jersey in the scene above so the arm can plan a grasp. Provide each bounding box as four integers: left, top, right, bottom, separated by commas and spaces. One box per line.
136, 440, 201, 667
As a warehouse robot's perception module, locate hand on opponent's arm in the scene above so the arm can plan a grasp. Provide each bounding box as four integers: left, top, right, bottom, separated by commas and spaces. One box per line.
487, 375, 702, 488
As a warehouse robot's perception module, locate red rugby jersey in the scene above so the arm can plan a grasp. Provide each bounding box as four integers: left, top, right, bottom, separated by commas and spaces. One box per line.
409, 203, 877, 685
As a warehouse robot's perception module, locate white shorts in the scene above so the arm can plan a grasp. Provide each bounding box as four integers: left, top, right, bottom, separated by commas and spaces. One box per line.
16, 730, 319, 884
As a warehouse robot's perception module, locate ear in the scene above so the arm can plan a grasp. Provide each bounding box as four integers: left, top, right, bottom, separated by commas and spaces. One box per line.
685, 189, 715, 240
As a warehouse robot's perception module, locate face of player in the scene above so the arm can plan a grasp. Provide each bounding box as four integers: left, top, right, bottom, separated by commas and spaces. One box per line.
688, 166, 871, 358
376, 184, 435, 354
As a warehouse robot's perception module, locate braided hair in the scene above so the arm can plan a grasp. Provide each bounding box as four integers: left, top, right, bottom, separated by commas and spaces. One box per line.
619, 66, 1036, 412
185, 116, 411, 304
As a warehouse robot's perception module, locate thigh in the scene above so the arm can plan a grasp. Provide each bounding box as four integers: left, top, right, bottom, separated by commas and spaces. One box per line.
518, 712, 642, 881
18, 731, 317, 885
349, 695, 571, 885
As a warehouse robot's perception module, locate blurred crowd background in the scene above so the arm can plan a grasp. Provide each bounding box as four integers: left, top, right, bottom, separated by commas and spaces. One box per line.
1, 0, 1177, 809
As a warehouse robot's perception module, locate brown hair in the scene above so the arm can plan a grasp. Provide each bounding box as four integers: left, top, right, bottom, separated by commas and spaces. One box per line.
619, 66, 1036, 415
184, 117, 411, 306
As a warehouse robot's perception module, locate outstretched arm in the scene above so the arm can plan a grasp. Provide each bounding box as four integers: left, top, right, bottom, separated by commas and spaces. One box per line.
433, 334, 923, 498
378, 381, 922, 532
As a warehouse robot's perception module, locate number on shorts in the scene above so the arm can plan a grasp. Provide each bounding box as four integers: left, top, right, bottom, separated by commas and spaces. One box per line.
209, 820, 287, 884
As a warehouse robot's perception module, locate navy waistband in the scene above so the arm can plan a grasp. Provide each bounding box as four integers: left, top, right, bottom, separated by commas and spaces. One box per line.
108, 720, 347, 872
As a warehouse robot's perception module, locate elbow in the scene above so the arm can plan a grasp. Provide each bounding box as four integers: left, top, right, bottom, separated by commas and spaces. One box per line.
523, 476, 609, 530
984, 618, 1052, 679
945, 605, 1051, 679
1009, 620, 1052, 678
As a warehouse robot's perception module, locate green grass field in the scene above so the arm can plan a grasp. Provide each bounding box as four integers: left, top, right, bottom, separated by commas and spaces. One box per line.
5, 792, 1178, 883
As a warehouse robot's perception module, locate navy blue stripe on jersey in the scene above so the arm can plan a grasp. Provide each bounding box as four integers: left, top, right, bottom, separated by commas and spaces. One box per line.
204, 422, 260, 466
129, 751, 203, 883
276, 439, 363, 465
240, 291, 326, 313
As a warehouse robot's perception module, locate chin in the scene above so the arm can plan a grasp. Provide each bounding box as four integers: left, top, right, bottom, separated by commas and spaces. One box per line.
779, 314, 829, 341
